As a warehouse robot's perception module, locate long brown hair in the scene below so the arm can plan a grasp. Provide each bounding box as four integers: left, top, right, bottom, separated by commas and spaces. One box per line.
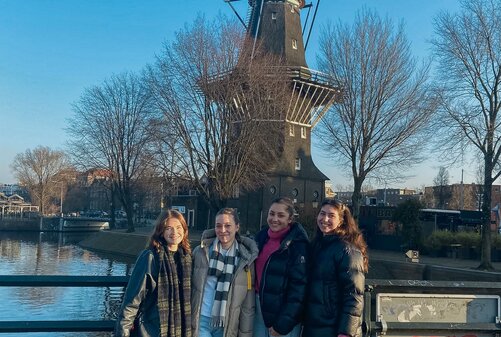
317, 199, 368, 272
149, 210, 191, 254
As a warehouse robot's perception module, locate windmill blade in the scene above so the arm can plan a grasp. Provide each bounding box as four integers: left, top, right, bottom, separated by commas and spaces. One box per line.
304, 0, 320, 51
224, 0, 248, 29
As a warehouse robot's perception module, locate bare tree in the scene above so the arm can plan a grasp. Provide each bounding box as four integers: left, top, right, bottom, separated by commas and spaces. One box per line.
147, 15, 289, 212
67, 72, 158, 232
432, 0, 501, 269
433, 166, 451, 208
10, 146, 68, 215
148, 121, 192, 208
315, 10, 437, 218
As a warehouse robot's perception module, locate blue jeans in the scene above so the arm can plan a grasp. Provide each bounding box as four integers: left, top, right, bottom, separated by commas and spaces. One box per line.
253, 295, 301, 337
198, 315, 224, 337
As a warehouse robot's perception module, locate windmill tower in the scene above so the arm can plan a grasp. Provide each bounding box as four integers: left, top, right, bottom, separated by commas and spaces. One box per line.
223, 0, 341, 229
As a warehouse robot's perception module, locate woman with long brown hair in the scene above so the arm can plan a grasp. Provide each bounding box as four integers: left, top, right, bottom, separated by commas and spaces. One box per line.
115, 210, 192, 337
302, 199, 368, 337
253, 197, 309, 337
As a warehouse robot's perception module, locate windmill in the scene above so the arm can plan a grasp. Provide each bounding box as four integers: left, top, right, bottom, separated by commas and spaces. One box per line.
224, 0, 341, 128
219, 0, 341, 228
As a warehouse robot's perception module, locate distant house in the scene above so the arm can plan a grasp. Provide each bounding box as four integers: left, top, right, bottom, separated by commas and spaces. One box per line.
423, 183, 488, 211
365, 188, 420, 207
333, 188, 420, 207
0, 192, 38, 217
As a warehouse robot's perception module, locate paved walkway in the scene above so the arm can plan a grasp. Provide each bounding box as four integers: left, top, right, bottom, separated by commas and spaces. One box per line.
369, 249, 501, 271
120, 226, 501, 272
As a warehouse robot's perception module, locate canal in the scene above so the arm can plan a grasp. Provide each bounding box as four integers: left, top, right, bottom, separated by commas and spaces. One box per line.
0, 231, 137, 337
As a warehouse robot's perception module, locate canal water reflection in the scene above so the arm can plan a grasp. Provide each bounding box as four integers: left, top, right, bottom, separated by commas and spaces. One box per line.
0, 231, 137, 337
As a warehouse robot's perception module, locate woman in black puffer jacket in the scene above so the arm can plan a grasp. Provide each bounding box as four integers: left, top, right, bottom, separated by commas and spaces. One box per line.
302, 199, 368, 337
253, 197, 308, 337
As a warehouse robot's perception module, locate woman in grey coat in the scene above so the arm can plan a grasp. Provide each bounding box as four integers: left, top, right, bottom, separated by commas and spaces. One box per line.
191, 208, 258, 337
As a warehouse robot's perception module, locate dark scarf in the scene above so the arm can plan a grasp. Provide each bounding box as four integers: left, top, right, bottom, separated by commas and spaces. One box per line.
157, 244, 192, 337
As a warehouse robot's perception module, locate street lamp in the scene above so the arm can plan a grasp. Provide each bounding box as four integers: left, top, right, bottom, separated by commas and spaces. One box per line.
52, 180, 64, 217
59, 182, 63, 217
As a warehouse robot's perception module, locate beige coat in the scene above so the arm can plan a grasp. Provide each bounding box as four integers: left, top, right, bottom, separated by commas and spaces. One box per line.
191, 230, 258, 337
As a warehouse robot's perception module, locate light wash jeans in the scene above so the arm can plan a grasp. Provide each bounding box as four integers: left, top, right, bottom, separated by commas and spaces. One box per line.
198, 315, 224, 337
253, 295, 301, 337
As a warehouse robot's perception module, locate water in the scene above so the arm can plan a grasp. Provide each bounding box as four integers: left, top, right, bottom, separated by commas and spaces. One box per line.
0, 231, 137, 337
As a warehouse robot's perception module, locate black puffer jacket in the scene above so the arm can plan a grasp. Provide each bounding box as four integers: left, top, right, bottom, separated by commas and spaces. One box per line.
302, 235, 366, 337
255, 222, 308, 335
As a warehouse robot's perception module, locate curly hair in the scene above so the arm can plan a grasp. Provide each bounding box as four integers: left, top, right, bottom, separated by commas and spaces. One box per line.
317, 199, 368, 272
149, 210, 191, 254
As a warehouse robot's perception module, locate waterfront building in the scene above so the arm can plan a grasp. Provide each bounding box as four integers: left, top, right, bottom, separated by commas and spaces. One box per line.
0, 192, 39, 217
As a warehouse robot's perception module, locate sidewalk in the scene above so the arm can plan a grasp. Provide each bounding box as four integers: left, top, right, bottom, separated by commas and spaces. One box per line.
369, 248, 501, 271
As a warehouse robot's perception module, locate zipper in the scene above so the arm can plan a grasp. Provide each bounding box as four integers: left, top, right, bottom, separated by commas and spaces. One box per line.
195, 244, 210, 336
259, 239, 291, 306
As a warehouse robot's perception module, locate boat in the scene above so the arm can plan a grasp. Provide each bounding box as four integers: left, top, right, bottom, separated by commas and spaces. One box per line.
60, 217, 110, 232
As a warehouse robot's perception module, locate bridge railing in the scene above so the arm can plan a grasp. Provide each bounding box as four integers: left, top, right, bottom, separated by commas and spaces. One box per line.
0, 275, 128, 333
364, 279, 501, 337
2, 276, 501, 336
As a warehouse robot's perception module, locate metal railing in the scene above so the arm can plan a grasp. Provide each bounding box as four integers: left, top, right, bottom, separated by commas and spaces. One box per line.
0, 275, 128, 333
364, 279, 501, 337
3, 276, 501, 335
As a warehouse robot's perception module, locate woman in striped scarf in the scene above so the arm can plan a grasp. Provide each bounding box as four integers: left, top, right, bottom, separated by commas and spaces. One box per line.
115, 210, 192, 337
191, 208, 258, 337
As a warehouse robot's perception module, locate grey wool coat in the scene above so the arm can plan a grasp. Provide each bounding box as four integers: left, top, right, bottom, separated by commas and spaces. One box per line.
191, 229, 258, 337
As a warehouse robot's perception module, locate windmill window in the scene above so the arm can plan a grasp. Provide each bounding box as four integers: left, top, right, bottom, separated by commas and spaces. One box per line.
289, 124, 295, 136
272, 12, 277, 20
300, 126, 307, 138
295, 158, 301, 171
292, 39, 298, 50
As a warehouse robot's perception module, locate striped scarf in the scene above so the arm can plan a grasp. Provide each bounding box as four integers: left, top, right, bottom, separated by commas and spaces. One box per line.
157, 245, 192, 337
207, 238, 239, 328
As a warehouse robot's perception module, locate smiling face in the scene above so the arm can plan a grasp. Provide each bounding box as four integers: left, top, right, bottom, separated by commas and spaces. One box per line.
267, 202, 293, 232
317, 204, 342, 235
215, 214, 239, 249
162, 218, 185, 251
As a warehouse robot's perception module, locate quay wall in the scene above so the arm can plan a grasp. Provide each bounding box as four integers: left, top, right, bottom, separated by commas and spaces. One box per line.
0, 218, 40, 231
79, 231, 150, 258
0, 217, 61, 231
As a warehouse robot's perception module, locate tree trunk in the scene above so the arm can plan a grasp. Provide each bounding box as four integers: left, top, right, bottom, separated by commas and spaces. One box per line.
351, 177, 364, 220
478, 156, 493, 270
121, 182, 135, 233
109, 184, 116, 230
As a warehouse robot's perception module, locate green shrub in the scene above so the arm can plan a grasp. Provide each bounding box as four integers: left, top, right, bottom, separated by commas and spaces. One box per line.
455, 231, 481, 248
424, 230, 455, 251
491, 234, 501, 249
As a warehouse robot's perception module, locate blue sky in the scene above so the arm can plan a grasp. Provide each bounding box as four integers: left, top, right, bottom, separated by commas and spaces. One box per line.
0, 0, 467, 189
